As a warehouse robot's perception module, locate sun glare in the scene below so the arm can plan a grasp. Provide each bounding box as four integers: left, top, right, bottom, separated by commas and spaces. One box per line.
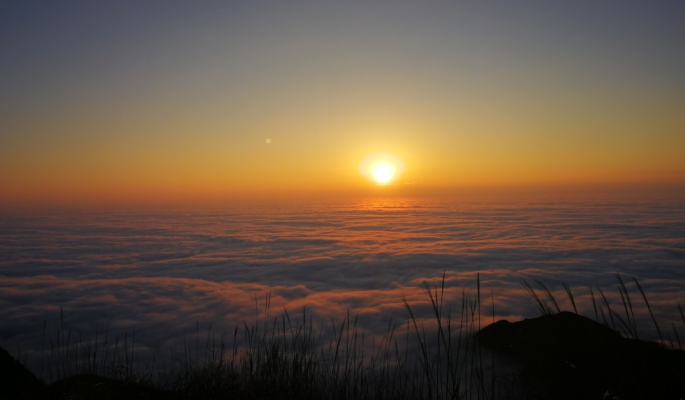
370, 161, 396, 185
360, 153, 405, 186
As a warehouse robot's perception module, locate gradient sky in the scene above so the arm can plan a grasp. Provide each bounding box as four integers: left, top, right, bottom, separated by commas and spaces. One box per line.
2, 1, 684, 206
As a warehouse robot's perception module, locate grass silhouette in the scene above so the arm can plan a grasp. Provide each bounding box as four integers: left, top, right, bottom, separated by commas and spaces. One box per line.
3, 274, 684, 399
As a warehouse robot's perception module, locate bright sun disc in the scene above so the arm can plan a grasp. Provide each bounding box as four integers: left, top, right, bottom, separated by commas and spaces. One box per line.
370, 161, 396, 184
359, 153, 405, 186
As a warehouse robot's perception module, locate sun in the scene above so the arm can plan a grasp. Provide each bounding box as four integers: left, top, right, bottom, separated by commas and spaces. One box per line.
360, 153, 405, 186
370, 160, 396, 185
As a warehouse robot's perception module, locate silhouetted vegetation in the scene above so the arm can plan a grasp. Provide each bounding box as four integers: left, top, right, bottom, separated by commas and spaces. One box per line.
2, 274, 684, 399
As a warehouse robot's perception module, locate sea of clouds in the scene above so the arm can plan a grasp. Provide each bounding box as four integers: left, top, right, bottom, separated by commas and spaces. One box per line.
1, 195, 684, 375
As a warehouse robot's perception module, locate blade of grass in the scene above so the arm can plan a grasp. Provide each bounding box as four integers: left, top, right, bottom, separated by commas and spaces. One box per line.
633, 277, 664, 344
535, 279, 561, 314
521, 280, 549, 315
562, 283, 577, 314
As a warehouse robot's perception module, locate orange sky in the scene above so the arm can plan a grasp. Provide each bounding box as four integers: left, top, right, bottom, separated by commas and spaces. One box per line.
1, 2, 684, 207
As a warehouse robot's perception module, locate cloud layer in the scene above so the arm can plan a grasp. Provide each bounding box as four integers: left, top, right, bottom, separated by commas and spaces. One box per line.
1, 196, 684, 375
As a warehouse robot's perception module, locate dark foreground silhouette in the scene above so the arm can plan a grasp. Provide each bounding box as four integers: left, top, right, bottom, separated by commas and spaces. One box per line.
0, 345, 273, 400
0, 346, 173, 400
477, 311, 685, 400
0, 346, 43, 399
3, 311, 685, 400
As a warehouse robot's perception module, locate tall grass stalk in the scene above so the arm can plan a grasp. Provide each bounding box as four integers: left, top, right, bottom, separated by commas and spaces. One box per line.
33, 276, 512, 399
22, 273, 685, 399
522, 274, 684, 348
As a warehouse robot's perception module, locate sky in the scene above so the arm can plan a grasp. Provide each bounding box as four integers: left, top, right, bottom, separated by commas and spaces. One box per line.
1, 1, 685, 206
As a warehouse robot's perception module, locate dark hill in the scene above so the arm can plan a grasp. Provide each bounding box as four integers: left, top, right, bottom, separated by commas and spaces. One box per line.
0, 346, 45, 399
477, 311, 685, 400
0, 347, 178, 400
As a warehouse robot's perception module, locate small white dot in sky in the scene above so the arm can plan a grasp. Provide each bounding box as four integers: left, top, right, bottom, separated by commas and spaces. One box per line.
265, 138, 272, 144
